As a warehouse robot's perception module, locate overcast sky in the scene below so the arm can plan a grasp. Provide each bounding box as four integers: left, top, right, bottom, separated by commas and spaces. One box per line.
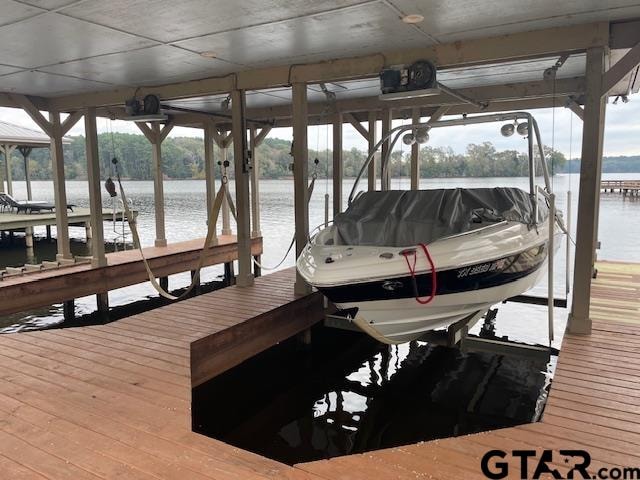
1, 93, 638, 159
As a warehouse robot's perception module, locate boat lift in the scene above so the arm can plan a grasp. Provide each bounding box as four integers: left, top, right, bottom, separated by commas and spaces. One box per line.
326, 111, 572, 361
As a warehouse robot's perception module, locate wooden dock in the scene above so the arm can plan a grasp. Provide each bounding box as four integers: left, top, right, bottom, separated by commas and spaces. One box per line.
0, 208, 132, 231
298, 261, 640, 479
0, 235, 262, 316
601, 179, 640, 196
0, 263, 637, 479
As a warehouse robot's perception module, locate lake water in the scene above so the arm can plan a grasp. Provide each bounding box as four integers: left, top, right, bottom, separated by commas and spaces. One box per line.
1, 172, 639, 348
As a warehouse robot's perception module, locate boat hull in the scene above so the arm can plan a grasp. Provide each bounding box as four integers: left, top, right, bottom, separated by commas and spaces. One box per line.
298, 220, 562, 344
322, 261, 548, 343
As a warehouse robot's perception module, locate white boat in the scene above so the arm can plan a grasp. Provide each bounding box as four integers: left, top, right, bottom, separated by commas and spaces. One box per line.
297, 112, 563, 344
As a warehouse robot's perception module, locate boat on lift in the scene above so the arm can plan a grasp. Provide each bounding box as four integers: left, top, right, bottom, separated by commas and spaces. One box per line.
296, 112, 564, 344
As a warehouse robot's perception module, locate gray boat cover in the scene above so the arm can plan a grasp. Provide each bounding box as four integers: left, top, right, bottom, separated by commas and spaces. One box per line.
332, 187, 546, 247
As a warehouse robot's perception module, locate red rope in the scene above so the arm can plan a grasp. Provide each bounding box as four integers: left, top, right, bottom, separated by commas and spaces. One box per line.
401, 243, 437, 304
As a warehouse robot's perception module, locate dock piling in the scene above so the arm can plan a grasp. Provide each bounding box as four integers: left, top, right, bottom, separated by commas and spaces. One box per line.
63, 299, 75, 322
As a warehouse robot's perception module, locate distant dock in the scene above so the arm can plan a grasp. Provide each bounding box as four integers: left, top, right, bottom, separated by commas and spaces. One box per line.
601, 180, 640, 195
0, 207, 132, 234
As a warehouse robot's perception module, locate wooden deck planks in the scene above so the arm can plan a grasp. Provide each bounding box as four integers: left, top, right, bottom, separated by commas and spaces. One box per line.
0, 235, 263, 316
1, 260, 639, 479
295, 261, 640, 478
0, 268, 317, 480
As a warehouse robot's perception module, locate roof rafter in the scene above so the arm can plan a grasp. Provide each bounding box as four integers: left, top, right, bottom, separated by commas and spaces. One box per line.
43, 22, 607, 112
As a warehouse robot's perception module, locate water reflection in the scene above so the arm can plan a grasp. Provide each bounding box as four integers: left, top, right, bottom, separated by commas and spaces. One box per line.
192, 326, 551, 465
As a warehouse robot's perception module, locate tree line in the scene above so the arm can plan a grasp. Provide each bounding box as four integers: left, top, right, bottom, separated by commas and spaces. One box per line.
1, 132, 636, 182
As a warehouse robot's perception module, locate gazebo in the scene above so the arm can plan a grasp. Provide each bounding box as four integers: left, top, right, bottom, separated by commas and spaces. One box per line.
0, 119, 71, 201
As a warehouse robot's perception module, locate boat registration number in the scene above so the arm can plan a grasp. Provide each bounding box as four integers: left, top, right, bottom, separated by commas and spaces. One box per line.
457, 259, 507, 279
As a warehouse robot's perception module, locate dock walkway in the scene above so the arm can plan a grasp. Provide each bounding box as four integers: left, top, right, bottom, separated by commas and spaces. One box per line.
0, 207, 131, 231
298, 261, 640, 479
0, 235, 262, 316
601, 179, 640, 195
0, 263, 638, 478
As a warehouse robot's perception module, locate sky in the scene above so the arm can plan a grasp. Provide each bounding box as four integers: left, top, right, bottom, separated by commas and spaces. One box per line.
0, 93, 638, 159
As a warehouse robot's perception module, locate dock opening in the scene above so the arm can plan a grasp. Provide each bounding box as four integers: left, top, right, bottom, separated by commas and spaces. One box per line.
191, 321, 553, 465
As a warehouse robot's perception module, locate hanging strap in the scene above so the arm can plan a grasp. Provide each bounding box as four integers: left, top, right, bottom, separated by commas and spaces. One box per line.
251, 175, 317, 271
401, 243, 437, 305
116, 174, 228, 301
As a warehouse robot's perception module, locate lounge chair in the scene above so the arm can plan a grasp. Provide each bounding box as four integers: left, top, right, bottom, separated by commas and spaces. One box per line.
0, 193, 74, 214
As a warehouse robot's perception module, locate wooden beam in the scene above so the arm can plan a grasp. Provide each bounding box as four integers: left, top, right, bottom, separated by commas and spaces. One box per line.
602, 42, 640, 96
569, 47, 607, 335
292, 83, 311, 295
46, 22, 608, 111
249, 127, 261, 237
136, 122, 156, 143
367, 111, 377, 192
332, 112, 343, 216
49, 112, 71, 259
190, 291, 324, 387
426, 105, 450, 126
254, 126, 271, 147
231, 89, 253, 287
158, 121, 174, 143
0, 237, 263, 317
566, 97, 585, 120
410, 108, 420, 190
60, 110, 83, 136
150, 123, 166, 247
203, 122, 217, 242
9, 94, 53, 136
244, 77, 586, 122
344, 112, 369, 139
84, 107, 106, 268
2, 145, 15, 196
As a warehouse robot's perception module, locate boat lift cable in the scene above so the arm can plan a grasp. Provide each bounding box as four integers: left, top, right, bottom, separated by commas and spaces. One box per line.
252, 173, 317, 270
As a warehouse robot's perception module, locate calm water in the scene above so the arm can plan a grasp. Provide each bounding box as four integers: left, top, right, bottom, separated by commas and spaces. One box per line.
1, 172, 639, 346
193, 325, 552, 464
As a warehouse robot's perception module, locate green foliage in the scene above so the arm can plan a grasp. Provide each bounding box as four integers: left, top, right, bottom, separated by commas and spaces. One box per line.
3, 131, 638, 182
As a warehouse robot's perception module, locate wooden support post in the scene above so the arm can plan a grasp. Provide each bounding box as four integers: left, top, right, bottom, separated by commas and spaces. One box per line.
367, 111, 377, 191
333, 112, 343, 216
223, 261, 235, 287
138, 121, 173, 247
249, 128, 261, 238
84, 107, 107, 267
190, 270, 201, 295
381, 108, 392, 190
203, 122, 218, 244
292, 82, 311, 295
2, 144, 15, 196
46, 225, 51, 241
410, 108, 420, 190
231, 89, 254, 287
96, 292, 109, 319
151, 124, 167, 247
569, 47, 607, 335
63, 299, 75, 323
49, 112, 72, 260
18, 146, 33, 200
250, 127, 264, 278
